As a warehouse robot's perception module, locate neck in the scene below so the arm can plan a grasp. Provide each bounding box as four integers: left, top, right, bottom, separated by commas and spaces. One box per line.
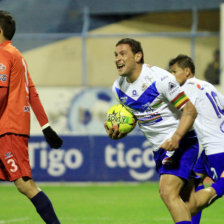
126, 64, 143, 83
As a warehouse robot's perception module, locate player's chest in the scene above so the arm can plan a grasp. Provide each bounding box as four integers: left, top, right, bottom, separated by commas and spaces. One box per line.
117, 81, 163, 112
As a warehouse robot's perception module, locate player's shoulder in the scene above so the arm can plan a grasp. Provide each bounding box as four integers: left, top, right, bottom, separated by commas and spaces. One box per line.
143, 64, 174, 82
1, 42, 23, 61
185, 77, 214, 91
113, 76, 125, 89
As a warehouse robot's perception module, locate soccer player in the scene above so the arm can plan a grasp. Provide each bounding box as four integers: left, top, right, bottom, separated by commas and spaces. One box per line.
0, 11, 63, 223
105, 38, 199, 224
169, 54, 224, 224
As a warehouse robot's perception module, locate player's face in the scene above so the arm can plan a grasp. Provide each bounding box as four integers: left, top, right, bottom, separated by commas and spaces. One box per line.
114, 44, 137, 77
169, 63, 188, 86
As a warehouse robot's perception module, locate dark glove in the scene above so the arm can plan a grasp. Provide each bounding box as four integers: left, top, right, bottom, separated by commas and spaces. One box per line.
42, 126, 63, 149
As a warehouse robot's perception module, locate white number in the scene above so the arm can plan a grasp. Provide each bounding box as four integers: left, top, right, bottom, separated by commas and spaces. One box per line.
7, 159, 18, 173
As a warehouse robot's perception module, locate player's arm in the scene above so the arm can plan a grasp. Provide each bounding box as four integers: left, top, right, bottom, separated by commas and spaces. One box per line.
0, 54, 10, 117
0, 87, 8, 118
160, 100, 197, 151
157, 71, 197, 151
29, 84, 63, 149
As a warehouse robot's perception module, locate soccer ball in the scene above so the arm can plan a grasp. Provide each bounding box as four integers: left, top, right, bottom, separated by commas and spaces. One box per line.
106, 104, 137, 134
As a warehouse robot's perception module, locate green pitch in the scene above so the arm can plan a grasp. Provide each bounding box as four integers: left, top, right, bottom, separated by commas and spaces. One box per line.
0, 182, 223, 224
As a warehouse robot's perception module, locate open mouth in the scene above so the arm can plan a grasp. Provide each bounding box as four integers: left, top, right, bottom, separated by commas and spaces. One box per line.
117, 64, 125, 71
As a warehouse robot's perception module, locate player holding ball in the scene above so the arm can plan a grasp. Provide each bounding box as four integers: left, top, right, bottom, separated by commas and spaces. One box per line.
105, 37, 199, 224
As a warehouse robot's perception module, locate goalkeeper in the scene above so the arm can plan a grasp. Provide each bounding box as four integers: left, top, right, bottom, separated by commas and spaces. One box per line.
0, 11, 62, 224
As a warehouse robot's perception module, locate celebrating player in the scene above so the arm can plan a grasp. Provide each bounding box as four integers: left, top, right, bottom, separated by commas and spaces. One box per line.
0, 11, 63, 223
105, 38, 199, 224
169, 54, 224, 224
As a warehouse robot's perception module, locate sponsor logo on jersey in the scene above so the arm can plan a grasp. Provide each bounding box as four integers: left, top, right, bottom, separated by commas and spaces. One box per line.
132, 90, 138, 97
4, 152, 13, 159
168, 82, 177, 91
196, 84, 204, 90
168, 82, 178, 95
0, 74, 7, 82
0, 63, 6, 71
120, 96, 128, 103
24, 106, 30, 112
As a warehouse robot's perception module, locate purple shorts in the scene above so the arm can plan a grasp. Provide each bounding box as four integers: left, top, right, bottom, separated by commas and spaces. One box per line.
153, 131, 199, 181
194, 150, 224, 182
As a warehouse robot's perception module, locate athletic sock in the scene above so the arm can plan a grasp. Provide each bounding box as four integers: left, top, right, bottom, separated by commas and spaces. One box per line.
191, 185, 204, 224
176, 221, 191, 224
211, 172, 224, 197
30, 191, 60, 224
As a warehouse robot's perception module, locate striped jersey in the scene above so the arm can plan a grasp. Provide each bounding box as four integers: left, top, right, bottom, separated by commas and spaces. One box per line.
112, 64, 190, 151
181, 77, 224, 155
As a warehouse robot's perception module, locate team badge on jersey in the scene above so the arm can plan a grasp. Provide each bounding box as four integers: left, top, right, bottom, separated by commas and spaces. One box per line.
0, 63, 6, 71
142, 83, 148, 91
0, 74, 7, 82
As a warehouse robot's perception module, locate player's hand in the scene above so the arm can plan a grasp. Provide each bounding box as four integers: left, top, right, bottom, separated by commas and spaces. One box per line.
42, 126, 63, 149
159, 133, 181, 151
104, 122, 127, 140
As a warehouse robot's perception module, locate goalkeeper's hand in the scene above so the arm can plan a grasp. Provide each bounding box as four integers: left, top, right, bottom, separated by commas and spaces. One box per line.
42, 126, 63, 149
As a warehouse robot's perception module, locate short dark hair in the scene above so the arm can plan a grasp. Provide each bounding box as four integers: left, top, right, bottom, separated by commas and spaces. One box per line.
0, 11, 16, 40
169, 54, 195, 74
116, 38, 144, 64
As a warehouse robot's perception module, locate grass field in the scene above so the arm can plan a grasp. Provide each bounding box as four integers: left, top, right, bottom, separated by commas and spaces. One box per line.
0, 182, 224, 224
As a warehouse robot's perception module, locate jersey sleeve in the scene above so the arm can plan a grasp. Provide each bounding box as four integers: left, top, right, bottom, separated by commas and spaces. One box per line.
156, 72, 189, 110
28, 74, 49, 127
0, 87, 8, 118
0, 51, 11, 87
181, 82, 198, 105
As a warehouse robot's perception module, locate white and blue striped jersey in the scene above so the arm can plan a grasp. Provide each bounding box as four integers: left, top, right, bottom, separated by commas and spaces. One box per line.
181, 77, 224, 155
112, 64, 190, 151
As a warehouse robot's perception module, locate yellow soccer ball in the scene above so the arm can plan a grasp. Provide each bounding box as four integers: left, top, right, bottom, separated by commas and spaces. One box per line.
106, 104, 137, 134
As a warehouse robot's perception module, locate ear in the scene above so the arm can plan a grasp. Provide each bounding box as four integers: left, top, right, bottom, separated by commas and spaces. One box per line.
184, 67, 191, 77
135, 52, 142, 63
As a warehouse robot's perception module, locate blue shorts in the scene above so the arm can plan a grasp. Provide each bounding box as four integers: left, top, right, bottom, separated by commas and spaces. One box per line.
194, 150, 224, 182
153, 131, 199, 181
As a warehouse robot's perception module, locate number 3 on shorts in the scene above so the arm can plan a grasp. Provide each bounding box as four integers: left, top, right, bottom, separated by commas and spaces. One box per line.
7, 159, 18, 172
